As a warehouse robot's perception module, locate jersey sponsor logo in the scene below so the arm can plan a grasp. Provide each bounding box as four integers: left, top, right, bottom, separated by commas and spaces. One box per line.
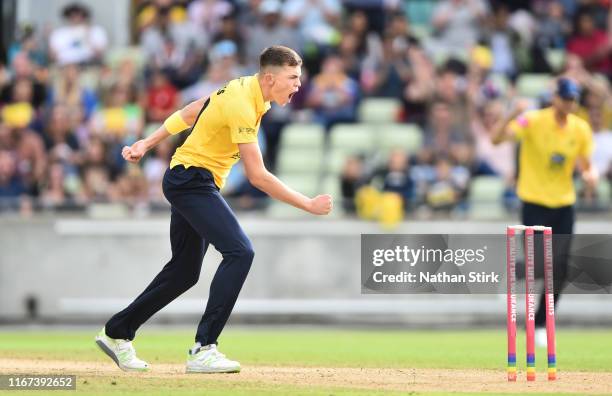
231, 152, 241, 160
216, 85, 227, 95
238, 127, 256, 134
549, 152, 566, 169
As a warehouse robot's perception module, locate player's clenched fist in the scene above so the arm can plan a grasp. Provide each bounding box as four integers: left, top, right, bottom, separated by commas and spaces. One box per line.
122, 140, 148, 163
308, 194, 333, 215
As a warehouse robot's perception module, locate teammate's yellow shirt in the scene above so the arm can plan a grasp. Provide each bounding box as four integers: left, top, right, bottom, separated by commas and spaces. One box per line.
169, 74, 271, 189
509, 107, 593, 208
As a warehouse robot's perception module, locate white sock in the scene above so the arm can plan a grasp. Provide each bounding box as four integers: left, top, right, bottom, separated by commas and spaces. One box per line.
191, 342, 202, 354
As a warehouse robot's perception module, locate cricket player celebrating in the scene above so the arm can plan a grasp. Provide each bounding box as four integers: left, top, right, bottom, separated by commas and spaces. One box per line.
491, 77, 598, 346
95, 46, 333, 373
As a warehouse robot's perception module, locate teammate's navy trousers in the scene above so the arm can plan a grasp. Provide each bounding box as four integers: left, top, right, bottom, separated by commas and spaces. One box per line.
105, 165, 254, 345
521, 201, 574, 328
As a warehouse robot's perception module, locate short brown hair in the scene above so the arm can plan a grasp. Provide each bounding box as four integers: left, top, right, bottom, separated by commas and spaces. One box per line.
260, 46, 302, 69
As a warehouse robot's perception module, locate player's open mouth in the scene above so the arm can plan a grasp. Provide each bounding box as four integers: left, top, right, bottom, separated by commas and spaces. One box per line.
288, 92, 296, 102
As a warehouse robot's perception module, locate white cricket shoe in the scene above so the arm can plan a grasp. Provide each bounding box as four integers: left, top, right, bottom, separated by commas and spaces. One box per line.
95, 328, 150, 372
535, 327, 547, 348
186, 344, 241, 373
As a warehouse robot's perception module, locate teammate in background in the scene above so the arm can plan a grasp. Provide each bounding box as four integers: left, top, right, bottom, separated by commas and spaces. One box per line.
491, 77, 598, 347
95, 46, 333, 373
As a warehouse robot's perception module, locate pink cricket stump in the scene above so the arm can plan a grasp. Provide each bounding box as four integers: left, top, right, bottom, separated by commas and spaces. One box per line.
525, 227, 536, 381
506, 227, 517, 381
543, 228, 557, 380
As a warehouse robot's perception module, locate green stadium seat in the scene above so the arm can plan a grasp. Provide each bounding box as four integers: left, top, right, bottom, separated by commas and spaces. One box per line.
488, 73, 510, 95
378, 123, 423, 155
321, 174, 341, 200
321, 175, 344, 217
470, 176, 505, 200
545, 49, 566, 71
280, 123, 325, 150
277, 149, 324, 174
276, 173, 319, 197
358, 98, 401, 123
266, 200, 310, 218
329, 124, 375, 153
326, 149, 350, 175
574, 178, 611, 209
516, 74, 553, 98
597, 179, 611, 207
468, 176, 506, 219
267, 174, 320, 218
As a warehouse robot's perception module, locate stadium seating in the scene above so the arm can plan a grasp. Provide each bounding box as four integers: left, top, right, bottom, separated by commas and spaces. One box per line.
321, 174, 341, 202
358, 98, 401, 123
598, 180, 611, 207
468, 176, 506, 219
276, 123, 326, 202
516, 74, 553, 98
378, 123, 424, 155
329, 123, 376, 153
266, 173, 320, 218
545, 49, 566, 71
279, 123, 325, 150
277, 149, 324, 174
488, 73, 510, 93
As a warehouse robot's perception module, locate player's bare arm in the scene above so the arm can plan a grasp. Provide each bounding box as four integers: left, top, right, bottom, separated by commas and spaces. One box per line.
491, 100, 530, 145
238, 142, 332, 215
578, 156, 599, 190
122, 96, 209, 163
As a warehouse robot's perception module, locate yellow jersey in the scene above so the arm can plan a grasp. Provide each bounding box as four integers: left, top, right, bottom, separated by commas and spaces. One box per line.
509, 107, 593, 208
170, 74, 271, 189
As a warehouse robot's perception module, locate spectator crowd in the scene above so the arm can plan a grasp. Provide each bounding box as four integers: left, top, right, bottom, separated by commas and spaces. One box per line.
1, 0, 612, 217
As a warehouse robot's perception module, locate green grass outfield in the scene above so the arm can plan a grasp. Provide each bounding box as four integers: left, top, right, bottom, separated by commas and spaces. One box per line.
0, 328, 611, 395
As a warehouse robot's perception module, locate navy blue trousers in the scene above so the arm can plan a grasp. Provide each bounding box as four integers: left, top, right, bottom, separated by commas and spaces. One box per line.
521, 201, 574, 327
105, 165, 254, 345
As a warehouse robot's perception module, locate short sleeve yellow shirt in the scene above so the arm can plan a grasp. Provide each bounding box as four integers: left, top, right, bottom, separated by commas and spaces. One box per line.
169, 74, 271, 189
508, 107, 593, 208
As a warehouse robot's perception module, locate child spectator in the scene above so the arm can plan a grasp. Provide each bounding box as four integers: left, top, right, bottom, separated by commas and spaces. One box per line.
340, 155, 368, 213
425, 156, 468, 212
379, 149, 414, 208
